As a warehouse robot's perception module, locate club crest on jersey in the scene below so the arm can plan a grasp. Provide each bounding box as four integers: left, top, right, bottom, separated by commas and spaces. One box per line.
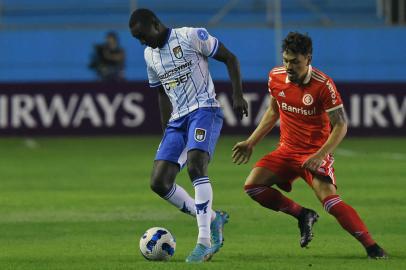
172, 46, 183, 59
194, 128, 206, 142
302, 94, 314, 105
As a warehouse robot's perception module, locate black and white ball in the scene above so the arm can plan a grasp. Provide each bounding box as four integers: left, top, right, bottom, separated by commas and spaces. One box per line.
139, 227, 176, 261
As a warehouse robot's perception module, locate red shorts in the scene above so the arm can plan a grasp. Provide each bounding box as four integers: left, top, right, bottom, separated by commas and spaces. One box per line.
255, 146, 336, 192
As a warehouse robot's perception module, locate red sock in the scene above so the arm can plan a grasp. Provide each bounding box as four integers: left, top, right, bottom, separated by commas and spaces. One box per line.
244, 184, 303, 218
323, 195, 375, 247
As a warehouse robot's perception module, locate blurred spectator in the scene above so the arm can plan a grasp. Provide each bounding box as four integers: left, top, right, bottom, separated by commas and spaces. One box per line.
89, 31, 125, 81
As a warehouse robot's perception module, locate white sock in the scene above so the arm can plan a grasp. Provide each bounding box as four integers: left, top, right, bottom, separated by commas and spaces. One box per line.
163, 184, 216, 220
163, 184, 195, 216
193, 177, 213, 247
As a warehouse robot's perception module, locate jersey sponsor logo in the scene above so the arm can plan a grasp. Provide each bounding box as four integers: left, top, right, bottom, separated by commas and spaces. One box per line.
194, 128, 206, 142
326, 80, 338, 105
278, 91, 286, 97
281, 102, 316, 116
163, 72, 191, 91
197, 29, 209, 41
158, 60, 192, 80
302, 93, 313, 105
172, 46, 183, 59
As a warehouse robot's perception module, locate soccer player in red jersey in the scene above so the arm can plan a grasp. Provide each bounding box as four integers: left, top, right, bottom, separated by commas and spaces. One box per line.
232, 32, 387, 259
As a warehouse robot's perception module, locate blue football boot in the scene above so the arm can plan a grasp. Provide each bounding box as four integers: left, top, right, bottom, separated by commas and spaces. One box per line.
185, 243, 213, 263
210, 210, 229, 254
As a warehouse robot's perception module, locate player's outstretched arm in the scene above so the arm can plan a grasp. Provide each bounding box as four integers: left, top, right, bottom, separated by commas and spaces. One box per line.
302, 107, 348, 172
232, 96, 280, 165
157, 86, 172, 133
322, 107, 348, 154
213, 43, 248, 120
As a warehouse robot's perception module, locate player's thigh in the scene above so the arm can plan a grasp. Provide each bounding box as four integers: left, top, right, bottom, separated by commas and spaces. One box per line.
296, 153, 338, 201
245, 167, 283, 186
312, 175, 337, 202
186, 107, 223, 159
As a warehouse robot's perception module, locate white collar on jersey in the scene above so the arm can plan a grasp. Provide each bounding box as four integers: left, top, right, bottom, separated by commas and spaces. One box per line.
285, 65, 312, 85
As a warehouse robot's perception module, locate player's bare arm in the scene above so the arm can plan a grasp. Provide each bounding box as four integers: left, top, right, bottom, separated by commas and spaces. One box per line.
213, 43, 248, 120
232, 96, 280, 165
302, 107, 348, 172
157, 86, 172, 132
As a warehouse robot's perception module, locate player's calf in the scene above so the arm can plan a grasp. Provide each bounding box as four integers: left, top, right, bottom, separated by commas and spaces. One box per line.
244, 184, 303, 217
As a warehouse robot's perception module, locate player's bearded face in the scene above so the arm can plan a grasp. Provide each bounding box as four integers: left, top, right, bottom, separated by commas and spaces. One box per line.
283, 51, 311, 84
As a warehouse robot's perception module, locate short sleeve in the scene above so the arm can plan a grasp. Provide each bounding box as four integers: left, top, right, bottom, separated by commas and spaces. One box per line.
146, 64, 160, 87
268, 72, 272, 95
320, 78, 343, 112
268, 71, 274, 95
188, 28, 219, 57
144, 49, 161, 88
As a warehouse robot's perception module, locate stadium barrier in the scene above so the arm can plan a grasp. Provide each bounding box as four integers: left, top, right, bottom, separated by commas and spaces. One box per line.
0, 81, 405, 136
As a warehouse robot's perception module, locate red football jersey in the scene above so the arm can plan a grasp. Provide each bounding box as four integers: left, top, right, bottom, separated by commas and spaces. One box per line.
268, 65, 343, 153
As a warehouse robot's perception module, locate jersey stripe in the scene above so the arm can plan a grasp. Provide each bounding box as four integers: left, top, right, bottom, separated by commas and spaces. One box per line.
273, 70, 287, 74
185, 30, 202, 107
312, 72, 326, 81
149, 82, 161, 87
166, 41, 190, 114
272, 67, 286, 72
313, 70, 327, 80
174, 29, 206, 107
176, 29, 204, 106
311, 75, 325, 83
158, 49, 181, 118
208, 38, 219, 57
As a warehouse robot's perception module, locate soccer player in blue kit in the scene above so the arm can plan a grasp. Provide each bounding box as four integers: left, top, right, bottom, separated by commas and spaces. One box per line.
129, 9, 248, 262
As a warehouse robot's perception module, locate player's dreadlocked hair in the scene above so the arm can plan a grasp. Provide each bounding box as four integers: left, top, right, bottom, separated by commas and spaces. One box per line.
129, 8, 160, 28
282, 32, 312, 55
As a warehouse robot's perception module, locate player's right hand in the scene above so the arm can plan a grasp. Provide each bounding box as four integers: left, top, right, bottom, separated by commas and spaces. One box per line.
232, 95, 249, 120
232, 141, 253, 165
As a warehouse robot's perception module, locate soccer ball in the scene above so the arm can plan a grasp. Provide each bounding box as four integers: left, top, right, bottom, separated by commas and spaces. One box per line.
139, 227, 176, 261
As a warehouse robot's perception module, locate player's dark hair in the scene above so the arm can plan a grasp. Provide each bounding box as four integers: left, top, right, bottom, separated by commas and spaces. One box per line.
129, 8, 159, 28
282, 32, 312, 55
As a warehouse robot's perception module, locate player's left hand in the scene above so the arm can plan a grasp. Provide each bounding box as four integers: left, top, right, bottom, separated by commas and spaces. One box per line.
232, 94, 248, 120
302, 152, 326, 173
232, 140, 253, 165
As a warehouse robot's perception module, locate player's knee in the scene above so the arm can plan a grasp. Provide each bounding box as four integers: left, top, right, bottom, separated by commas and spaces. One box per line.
186, 150, 209, 180
186, 164, 205, 180
243, 184, 262, 200
150, 176, 172, 197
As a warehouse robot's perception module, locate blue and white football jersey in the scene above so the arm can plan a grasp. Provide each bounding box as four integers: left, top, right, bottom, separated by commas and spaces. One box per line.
144, 27, 221, 121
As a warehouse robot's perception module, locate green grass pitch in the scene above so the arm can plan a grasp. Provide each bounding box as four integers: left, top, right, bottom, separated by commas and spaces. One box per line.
0, 136, 405, 270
